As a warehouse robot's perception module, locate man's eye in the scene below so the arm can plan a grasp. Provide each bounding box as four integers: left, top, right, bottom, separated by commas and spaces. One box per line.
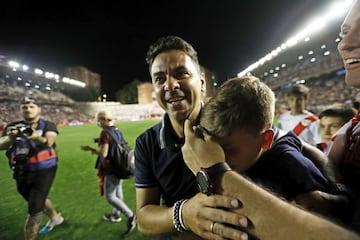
339, 30, 347, 38
175, 71, 191, 80
154, 76, 166, 84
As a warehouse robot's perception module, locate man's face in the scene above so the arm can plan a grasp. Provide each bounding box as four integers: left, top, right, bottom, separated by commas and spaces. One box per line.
20, 103, 41, 122
150, 50, 205, 122
338, 0, 360, 88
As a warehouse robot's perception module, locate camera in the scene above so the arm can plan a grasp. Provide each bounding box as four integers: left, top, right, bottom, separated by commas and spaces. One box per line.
93, 138, 99, 143
13, 154, 28, 182
16, 124, 33, 137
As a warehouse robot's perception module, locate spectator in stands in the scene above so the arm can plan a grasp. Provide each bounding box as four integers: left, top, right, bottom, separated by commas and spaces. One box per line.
278, 84, 322, 146
81, 111, 136, 236
0, 96, 63, 239
328, 0, 360, 233
317, 103, 356, 153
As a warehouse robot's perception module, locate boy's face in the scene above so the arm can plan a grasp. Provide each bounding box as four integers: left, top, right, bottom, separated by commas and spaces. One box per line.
150, 50, 205, 123
287, 95, 307, 114
216, 128, 265, 173
338, 0, 360, 88
320, 116, 346, 143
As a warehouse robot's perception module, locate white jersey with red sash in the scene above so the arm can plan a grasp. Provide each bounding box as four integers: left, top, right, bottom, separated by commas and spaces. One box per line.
278, 111, 322, 146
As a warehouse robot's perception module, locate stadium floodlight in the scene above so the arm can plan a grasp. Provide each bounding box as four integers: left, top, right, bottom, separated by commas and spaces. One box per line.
62, 77, 86, 88
22, 65, 29, 71
324, 50, 331, 56
8, 61, 19, 69
237, 0, 354, 77
324, 0, 353, 21
34, 68, 43, 75
45, 72, 55, 79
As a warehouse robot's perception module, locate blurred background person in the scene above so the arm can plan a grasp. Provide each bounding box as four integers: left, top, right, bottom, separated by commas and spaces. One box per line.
81, 111, 136, 236
317, 103, 357, 153
278, 84, 322, 146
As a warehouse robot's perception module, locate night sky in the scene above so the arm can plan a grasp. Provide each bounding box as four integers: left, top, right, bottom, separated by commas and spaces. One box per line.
0, 0, 332, 100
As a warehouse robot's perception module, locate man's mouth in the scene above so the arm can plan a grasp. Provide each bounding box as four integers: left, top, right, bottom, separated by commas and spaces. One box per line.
167, 96, 185, 104
345, 58, 360, 64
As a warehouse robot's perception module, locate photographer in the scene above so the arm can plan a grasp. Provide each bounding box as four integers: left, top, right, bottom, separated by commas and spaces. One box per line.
0, 96, 63, 240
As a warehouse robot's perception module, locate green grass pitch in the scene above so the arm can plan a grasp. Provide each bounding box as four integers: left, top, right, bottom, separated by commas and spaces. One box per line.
0, 119, 160, 240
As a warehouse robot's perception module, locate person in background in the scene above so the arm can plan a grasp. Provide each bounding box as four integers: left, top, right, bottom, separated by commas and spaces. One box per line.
134, 35, 250, 240
81, 147, 123, 223
0, 96, 63, 239
278, 84, 322, 146
81, 111, 136, 236
317, 103, 356, 154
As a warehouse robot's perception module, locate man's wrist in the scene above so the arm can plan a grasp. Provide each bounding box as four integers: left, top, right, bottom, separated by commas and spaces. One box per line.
173, 199, 190, 232
196, 162, 231, 195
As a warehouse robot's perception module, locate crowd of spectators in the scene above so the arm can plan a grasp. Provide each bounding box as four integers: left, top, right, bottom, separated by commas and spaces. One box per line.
269, 49, 358, 116
0, 82, 93, 131
275, 73, 358, 116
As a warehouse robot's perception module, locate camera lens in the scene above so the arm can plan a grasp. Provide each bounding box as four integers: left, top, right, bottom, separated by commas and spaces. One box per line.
22, 128, 33, 136
17, 125, 33, 137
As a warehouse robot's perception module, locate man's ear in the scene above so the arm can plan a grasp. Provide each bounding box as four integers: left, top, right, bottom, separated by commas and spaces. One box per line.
261, 129, 274, 150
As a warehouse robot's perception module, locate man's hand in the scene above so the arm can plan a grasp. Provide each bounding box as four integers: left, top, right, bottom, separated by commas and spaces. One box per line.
81, 145, 97, 155
182, 119, 226, 174
182, 193, 249, 240
6, 126, 19, 142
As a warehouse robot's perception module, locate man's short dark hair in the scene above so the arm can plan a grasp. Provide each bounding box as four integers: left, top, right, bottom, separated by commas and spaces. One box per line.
145, 35, 200, 69
21, 96, 37, 105
319, 103, 356, 122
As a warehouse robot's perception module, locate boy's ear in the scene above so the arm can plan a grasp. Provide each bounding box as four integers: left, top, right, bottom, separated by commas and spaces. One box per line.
261, 129, 274, 150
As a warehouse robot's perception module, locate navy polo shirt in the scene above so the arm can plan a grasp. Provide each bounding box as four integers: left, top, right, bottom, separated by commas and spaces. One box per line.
135, 114, 198, 207
244, 129, 331, 200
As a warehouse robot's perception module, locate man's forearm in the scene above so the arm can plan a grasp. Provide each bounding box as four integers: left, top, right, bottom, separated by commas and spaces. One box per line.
137, 204, 176, 236
218, 171, 360, 240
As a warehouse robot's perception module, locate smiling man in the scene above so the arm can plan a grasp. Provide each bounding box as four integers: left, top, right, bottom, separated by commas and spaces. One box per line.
134, 36, 249, 240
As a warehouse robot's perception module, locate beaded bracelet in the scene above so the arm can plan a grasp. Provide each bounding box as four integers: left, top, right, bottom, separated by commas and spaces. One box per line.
173, 199, 189, 232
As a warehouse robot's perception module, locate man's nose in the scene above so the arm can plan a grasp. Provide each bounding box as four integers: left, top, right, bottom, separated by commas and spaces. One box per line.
163, 76, 180, 91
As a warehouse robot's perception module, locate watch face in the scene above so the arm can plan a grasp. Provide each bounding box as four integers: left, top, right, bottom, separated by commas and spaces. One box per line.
196, 170, 210, 194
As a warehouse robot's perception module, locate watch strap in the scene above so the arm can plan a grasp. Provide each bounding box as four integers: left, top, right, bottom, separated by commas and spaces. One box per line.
205, 162, 232, 179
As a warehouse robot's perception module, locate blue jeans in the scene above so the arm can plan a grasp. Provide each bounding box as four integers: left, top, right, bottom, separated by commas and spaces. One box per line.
104, 174, 133, 218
